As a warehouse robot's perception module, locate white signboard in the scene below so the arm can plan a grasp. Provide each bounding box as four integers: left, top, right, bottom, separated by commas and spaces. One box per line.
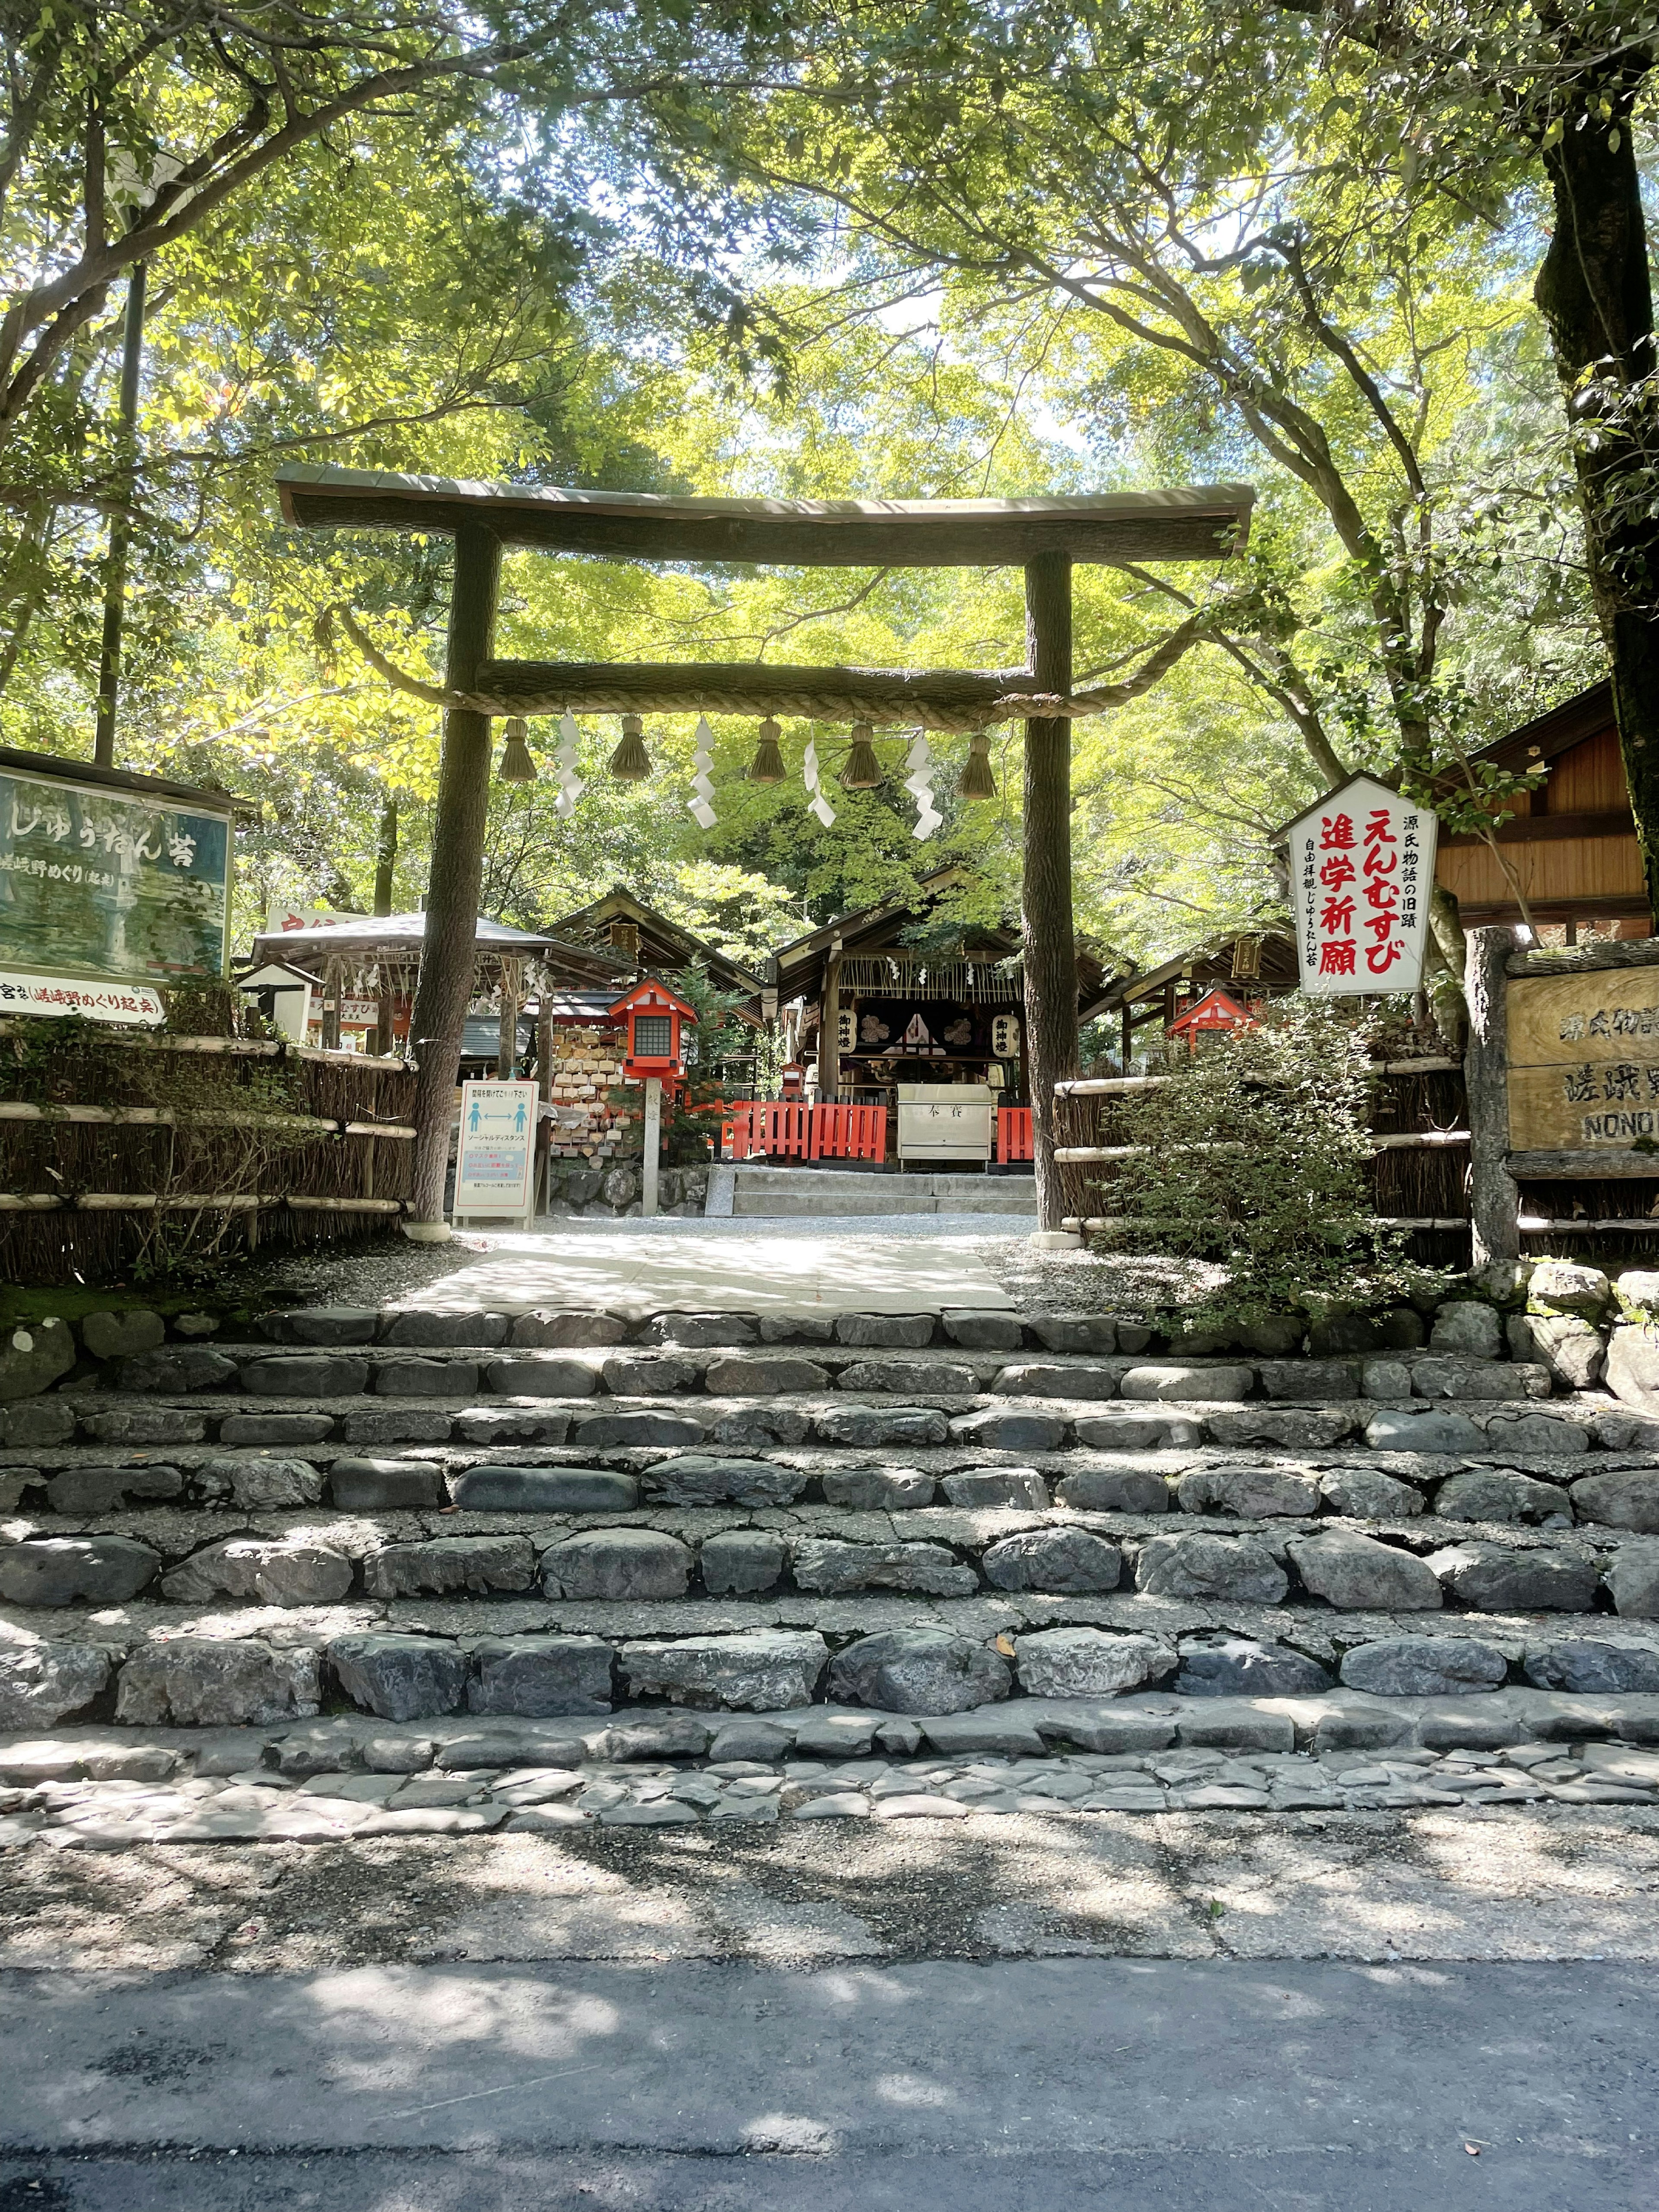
1285, 775, 1439, 996
266, 901, 345, 934
454, 1078, 538, 1225
0, 970, 164, 1024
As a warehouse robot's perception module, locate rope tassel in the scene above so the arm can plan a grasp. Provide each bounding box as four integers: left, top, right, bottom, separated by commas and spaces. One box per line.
689, 715, 717, 829
905, 734, 941, 840
803, 735, 836, 828
554, 712, 585, 819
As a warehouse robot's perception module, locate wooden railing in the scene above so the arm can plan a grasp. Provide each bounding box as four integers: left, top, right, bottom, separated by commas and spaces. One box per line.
997, 1106, 1033, 1163
721, 1100, 1035, 1168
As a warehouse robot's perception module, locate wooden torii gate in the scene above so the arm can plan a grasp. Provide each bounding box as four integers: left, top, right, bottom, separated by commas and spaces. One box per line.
276, 466, 1255, 1233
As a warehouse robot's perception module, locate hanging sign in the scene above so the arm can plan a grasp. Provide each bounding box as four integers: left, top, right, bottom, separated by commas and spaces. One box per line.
991, 1012, 1021, 1058
453, 1078, 539, 1226
0, 971, 164, 1024
836, 1007, 857, 1053
1282, 775, 1439, 996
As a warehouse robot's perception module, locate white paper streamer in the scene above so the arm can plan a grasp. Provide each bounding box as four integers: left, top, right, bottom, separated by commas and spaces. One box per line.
904, 734, 942, 839
554, 711, 585, 820
687, 714, 718, 830
803, 734, 836, 828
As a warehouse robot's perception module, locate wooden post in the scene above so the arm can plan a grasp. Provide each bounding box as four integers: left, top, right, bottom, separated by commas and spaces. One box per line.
1465, 925, 1519, 1265
1021, 550, 1077, 1230
321, 956, 341, 1052
822, 953, 842, 1104
535, 994, 555, 1214
405, 522, 501, 1238
497, 957, 520, 1080
642, 1076, 662, 1216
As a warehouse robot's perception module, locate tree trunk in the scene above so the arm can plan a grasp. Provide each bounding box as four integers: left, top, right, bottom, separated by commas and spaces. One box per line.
1535, 57, 1659, 921
373, 795, 398, 915
1022, 551, 1078, 1230
406, 523, 501, 1233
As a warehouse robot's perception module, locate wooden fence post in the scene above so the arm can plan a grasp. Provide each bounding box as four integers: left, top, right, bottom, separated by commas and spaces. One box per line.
1465, 924, 1519, 1265
1022, 549, 1078, 1231
405, 522, 501, 1238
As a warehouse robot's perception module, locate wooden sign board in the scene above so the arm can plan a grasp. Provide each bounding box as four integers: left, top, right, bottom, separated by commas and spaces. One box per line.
1283, 774, 1439, 995
1507, 968, 1659, 1149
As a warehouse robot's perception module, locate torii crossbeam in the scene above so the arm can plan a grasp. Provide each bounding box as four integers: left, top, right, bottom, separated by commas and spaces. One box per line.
276, 464, 1255, 1233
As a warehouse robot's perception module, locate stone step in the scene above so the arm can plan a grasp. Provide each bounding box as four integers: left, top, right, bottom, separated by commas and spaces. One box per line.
730, 1191, 1036, 1216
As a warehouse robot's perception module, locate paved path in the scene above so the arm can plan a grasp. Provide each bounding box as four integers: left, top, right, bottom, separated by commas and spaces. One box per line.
407, 1224, 1017, 1317
0, 1956, 1648, 2209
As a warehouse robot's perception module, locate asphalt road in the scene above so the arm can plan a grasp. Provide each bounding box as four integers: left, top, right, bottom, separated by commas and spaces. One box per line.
0, 1957, 1649, 2210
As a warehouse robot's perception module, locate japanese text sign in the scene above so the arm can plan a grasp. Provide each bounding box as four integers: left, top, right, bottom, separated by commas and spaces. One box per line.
1285, 775, 1438, 997
1507, 970, 1659, 1149
453, 1079, 538, 1224
0, 760, 231, 988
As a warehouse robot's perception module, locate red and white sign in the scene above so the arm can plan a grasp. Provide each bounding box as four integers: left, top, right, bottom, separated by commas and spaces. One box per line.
266, 902, 345, 934
1285, 775, 1438, 996
0, 970, 165, 1024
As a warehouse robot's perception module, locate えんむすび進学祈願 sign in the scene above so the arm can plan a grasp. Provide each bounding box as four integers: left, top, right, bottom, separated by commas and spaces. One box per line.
1284, 774, 1439, 996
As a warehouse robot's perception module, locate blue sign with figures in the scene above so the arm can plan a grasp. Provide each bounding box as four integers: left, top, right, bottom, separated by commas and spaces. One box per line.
454, 1079, 539, 1225
0, 760, 232, 985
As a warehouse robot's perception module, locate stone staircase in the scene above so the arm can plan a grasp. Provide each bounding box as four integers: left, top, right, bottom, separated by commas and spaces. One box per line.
726, 1166, 1037, 1219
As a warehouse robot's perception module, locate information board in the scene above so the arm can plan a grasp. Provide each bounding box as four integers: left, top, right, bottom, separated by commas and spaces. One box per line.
453, 1078, 539, 1225
1507, 968, 1659, 1150
0, 759, 231, 985
1284, 774, 1439, 996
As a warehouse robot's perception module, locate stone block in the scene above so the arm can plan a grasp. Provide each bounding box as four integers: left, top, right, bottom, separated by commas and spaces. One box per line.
700, 1531, 787, 1595
1027, 1700, 1177, 1754
644, 1453, 807, 1507
1478, 1411, 1592, 1456
601, 1166, 639, 1208
118, 1343, 238, 1394
329, 1457, 448, 1511
570, 1409, 706, 1448
712, 1406, 812, 1447
1338, 1636, 1507, 1696
603, 1354, 698, 1395
200, 1455, 324, 1511
1256, 1359, 1362, 1402
1526, 1259, 1611, 1319
467, 1634, 614, 1716
1073, 1410, 1202, 1449
161, 1538, 353, 1607
1237, 1315, 1307, 1357
1121, 1363, 1254, 1402
1308, 1308, 1424, 1356
949, 1406, 1066, 1451
759, 1315, 836, 1344
1319, 1466, 1425, 1519
814, 1405, 949, 1449
1056, 1464, 1173, 1513
261, 1307, 379, 1346
835, 1314, 935, 1348
0, 1534, 160, 1605
1171, 1702, 1297, 1752
646, 1313, 756, 1348
996, 1360, 1126, 1400
238, 1354, 367, 1398
1427, 1540, 1599, 1612
1605, 1325, 1659, 1412
790, 1538, 978, 1597
1, 1397, 75, 1447
1605, 1541, 1659, 1617
0, 1641, 111, 1729
1432, 1468, 1573, 1525
483, 1356, 600, 1398
375, 1357, 477, 1398
709, 1719, 793, 1760
820, 1465, 935, 1510
453, 1407, 573, 1447
1015, 1627, 1171, 1697
381, 1310, 509, 1348
0, 1317, 76, 1400
1361, 1358, 1414, 1399
982, 1527, 1122, 1593
1135, 1532, 1288, 1604
1206, 1408, 1358, 1449
364, 1535, 536, 1599
1522, 1639, 1659, 1694
45, 1464, 183, 1514
942, 1310, 1025, 1350
117, 1638, 320, 1726
1429, 1302, 1504, 1358
1409, 1356, 1550, 1401
1028, 1314, 1117, 1354
829, 1627, 1011, 1714
704, 1354, 829, 1395
451, 1466, 639, 1513
1363, 1408, 1483, 1453
80, 1308, 165, 1361
621, 1628, 828, 1711
1288, 1529, 1442, 1610
80, 1405, 207, 1446
1174, 1635, 1332, 1697
330, 1633, 467, 1721
1571, 1467, 1659, 1532
1176, 1464, 1321, 1518
941, 1468, 1049, 1509
839, 1359, 976, 1396
540, 1528, 693, 1599
218, 1412, 334, 1445
1506, 1313, 1604, 1390
338, 1408, 453, 1446
509, 1309, 628, 1348
1615, 1270, 1659, 1318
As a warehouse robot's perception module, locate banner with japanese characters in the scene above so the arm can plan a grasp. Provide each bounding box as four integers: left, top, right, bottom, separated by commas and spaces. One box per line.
1285, 774, 1439, 997
0, 761, 232, 987
1506, 967, 1659, 1149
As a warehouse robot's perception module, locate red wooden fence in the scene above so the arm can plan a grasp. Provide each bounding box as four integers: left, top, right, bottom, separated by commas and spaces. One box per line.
810, 1103, 888, 1162
997, 1106, 1034, 1164
721, 1102, 1033, 1166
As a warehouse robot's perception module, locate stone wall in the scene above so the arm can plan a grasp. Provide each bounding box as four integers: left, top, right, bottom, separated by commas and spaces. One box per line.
542, 1161, 711, 1220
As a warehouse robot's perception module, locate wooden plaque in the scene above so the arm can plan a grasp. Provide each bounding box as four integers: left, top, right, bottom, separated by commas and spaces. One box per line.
1507, 969, 1659, 1149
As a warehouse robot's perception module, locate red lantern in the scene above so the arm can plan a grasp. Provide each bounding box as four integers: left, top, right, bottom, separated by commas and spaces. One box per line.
608, 976, 698, 1092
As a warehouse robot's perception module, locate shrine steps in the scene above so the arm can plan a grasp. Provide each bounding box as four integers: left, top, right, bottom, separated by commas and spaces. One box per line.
727, 1166, 1037, 1218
